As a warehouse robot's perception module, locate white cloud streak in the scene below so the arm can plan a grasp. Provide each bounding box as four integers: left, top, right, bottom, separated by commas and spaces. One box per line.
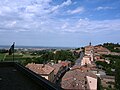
67, 7, 84, 14
96, 6, 113, 10
50, 0, 72, 12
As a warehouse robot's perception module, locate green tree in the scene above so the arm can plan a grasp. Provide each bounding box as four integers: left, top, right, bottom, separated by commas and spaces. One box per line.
115, 60, 120, 89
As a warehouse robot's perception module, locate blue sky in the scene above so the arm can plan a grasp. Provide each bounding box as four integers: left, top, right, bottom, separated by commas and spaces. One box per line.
0, 0, 120, 47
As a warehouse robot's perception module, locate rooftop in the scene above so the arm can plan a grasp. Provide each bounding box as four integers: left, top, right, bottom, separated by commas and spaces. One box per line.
100, 75, 115, 79
0, 62, 62, 90
71, 65, 90, 72
59, 61, 71, 67
61, 69, 86, 89
85, 45, 94, 50
61, 69, 97, 90
49, 63, 63, 75
94, 46, 110, 52
26, 63, 54, 75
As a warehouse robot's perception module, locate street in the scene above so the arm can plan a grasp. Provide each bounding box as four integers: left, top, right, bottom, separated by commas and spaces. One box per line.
75, 52, 84, 65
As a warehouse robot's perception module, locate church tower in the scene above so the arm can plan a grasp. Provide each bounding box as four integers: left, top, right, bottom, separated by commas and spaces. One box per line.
89, 42, 91, 46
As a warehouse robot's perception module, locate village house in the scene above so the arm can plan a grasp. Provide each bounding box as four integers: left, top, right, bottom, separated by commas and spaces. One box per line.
85, 45, 94, 56
91, 68, 106, 76
84, 44, 94, 62
26, 63, 54, 82
71, 65, 91, 73
94, 55, 101, 61
81, 56, 92, 66
94, 45, 110, 55
48, 63, 65, 83
61, 68, 97, 90
100, 75, 115, 89
58, 60, 71, 71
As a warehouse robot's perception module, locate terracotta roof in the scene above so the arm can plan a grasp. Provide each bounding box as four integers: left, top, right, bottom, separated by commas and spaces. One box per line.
83, 55, 91, 58
90, 67, 98, 71
86, 72, 97, 79
59, 61, 71, 67
85, 46, 94, 50
94, 46, 110, 52
49, 64, 63, 75
85, 45, 94, 48
71, 65, 81, 70
61, 69, 86, 89
71, 64, 97, 71
71, 65, 90, 72
26, 63, 54, 75
96, 59, 105, 62
61, 69, 97, 89
100, 75, 115, 79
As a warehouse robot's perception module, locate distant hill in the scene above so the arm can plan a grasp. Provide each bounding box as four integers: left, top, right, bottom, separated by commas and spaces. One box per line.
0, 45, 74, 50
102, 43, 120, 53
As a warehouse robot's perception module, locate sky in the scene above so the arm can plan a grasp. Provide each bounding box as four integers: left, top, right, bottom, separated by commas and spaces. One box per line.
0, 0, 120, 47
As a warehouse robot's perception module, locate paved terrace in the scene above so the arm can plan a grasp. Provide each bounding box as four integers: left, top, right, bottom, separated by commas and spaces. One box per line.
0, 62, 63, 90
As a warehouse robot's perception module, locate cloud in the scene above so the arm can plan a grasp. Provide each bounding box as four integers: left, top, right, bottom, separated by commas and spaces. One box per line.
0, 0, 120, 35
67, 7, 84, 14
61, 22, 69, 29
96, 6, 113, 10
61, 19, 120, 33
50, 0, 72, 12
0, 0, 72, 32
61, 0, 72, 7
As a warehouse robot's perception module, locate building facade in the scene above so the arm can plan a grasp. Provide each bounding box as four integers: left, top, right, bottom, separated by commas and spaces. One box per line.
26, 63, 54, 82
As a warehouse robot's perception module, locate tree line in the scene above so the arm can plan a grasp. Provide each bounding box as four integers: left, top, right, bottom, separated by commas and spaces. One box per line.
21, 50, 78, 65
103, 43, 120, 53
96, 54, 120, 89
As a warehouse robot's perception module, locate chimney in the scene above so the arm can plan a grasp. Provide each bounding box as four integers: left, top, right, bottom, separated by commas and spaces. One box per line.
42, 64, 45, 68
42, 61, 45, 68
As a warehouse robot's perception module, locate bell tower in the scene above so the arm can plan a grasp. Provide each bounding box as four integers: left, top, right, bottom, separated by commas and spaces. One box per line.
89, 42, 91, 46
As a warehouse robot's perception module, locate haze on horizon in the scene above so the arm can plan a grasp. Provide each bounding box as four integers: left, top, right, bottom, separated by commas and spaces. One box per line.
0, 0, 120, 47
